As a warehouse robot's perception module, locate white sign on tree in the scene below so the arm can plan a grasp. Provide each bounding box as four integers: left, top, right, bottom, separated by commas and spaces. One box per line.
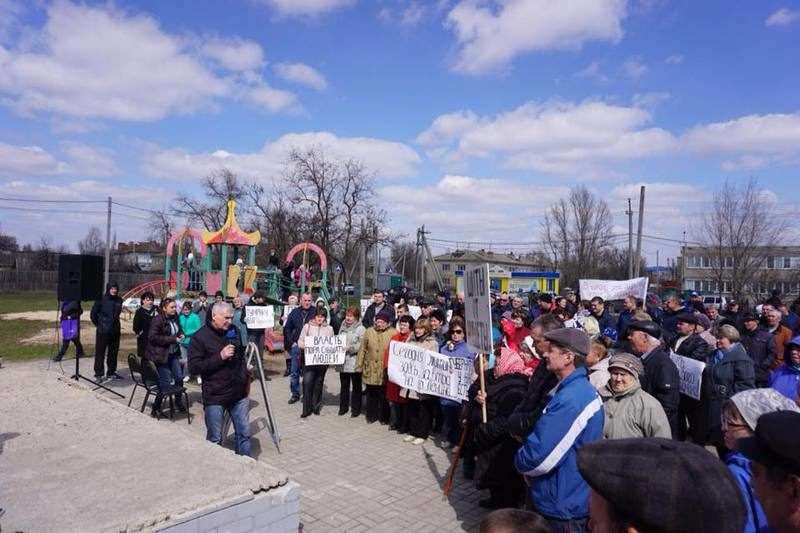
669, 352, 706, 400
245, 305, 274, 329
387, 341, 472, 402
304, 334, 347, 365
464, 264, 493, 354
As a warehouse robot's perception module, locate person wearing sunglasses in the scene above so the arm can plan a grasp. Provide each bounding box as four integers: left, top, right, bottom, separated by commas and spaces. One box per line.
439, 316, 475, 449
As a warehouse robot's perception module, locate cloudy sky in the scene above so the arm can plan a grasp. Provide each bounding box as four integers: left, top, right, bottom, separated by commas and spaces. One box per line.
0, 0, 798, 262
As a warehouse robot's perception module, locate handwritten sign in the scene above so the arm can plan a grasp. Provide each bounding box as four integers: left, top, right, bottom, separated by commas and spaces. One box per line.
387, 341, 472, 402
245, 305, 274, 329
579, 277, 649, 301
360, 298, 372, 318
304, 334, 347, 365
464, 264, 493, 354
669, 351, 706, 400
408, 305, 422, 320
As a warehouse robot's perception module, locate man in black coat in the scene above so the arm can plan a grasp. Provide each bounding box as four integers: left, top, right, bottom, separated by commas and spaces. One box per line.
739, 312, 776, 387
90, 281, 123, 380
283, 292, 316, 403
660, 294, 688, 346
589, 297, 616, 333
627, 320, 681, 438
188, 302, 251, 456
362, 289, 395, 328
670, 313, 714, 441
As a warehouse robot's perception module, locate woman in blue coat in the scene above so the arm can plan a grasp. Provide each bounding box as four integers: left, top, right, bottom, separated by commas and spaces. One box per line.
770, 336, 800, 402
439, 316, 475, 448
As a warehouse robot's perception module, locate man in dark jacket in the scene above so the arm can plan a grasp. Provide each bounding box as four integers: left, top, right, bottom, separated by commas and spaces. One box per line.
670, 313, 714, 441
589, 297, 615, 333
660, 294, 688, 345
627, 320, 681, 438
188, 302, 251, 456
90, 281, 123, 380
283, 292, 316, 403
362, 289, 395, 328
328, 297, 344, 335
616, 296, 638, 340
132, 291, 158, 359
739, 313, 776, 387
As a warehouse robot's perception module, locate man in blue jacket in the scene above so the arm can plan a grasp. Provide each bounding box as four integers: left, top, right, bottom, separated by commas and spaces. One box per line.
514, 327, 604, 532
283, 292, 315, 404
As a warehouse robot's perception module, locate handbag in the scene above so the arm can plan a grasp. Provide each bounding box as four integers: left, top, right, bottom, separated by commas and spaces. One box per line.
61, 318, 79, 341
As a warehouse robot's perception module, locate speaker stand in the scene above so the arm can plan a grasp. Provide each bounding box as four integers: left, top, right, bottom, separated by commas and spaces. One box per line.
72, 353, 125, 399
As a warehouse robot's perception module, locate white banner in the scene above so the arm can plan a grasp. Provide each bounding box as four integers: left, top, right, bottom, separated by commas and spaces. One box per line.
464, 264, 493, 354
282, 304, 297, 318
304, 334, 347, 365
245, 305, 274, 329
578, 277, 649, 301
408, 305, 422, 320
360, 298, 372, 319
387, 341, 472, 401
669, 352, 706, 400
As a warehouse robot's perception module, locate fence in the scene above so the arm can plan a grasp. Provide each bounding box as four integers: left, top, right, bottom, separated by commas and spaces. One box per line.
0, 270, 160, 293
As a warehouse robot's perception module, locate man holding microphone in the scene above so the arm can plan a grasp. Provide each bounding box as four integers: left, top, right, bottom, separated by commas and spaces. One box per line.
188, 302, 251, 456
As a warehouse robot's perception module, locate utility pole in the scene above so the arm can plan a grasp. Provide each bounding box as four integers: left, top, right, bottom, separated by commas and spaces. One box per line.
681, 230, 687, 295
104, 196, 112, 288
626, 198, 633, 279
359, 222, 366, 297
372, 225, 379, 291
634, 186, 646, 278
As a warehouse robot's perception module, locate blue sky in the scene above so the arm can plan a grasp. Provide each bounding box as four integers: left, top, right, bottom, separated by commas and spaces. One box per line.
0, 0, 798, 262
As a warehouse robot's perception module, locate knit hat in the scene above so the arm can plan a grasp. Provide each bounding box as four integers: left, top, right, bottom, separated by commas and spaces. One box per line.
544, 327, 590, 356
730, 388, 800, 431
696, 314, 712, 331
577, 438, 746, 533
375, 309, 393, 324
607, 353, 644, 379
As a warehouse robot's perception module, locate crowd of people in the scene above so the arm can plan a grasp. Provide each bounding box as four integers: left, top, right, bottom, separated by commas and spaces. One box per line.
57, 278, 800, 532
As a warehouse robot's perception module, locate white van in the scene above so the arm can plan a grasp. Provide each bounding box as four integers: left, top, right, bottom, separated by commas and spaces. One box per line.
702, 295, 727, 309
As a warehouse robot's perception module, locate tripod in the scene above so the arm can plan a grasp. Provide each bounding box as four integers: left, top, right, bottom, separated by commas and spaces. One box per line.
72, 351, 125, 398
222, 342, 281, 452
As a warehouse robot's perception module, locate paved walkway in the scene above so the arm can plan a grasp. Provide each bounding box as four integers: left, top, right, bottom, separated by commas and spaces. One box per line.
41, 355, 489, 532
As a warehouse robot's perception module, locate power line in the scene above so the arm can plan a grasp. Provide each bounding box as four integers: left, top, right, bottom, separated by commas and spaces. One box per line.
0, 204, 152, 222
0, 196, 105, 204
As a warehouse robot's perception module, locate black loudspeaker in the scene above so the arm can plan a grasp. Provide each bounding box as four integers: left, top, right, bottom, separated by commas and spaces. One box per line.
58, 254, 104, 301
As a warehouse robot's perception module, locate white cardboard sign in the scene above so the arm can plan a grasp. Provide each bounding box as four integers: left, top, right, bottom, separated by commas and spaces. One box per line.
669, 351, 706, 400
387, 341, 472, 402
578, 277, 649, 301
245, 305, 274, 329
360, 298, 372, 319
304, 334, 347, 366
464, 263, 493, 354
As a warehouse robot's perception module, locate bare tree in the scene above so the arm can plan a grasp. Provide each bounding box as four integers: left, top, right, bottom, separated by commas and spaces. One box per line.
78, 226, 105, 255
540, 185, 615, 288
0, 224, 18, 252
390, 240, 421, 285
696, 178, 786, 302
32, 235, 58, 270
148, 209, 174, 246
174, 169, 248, 231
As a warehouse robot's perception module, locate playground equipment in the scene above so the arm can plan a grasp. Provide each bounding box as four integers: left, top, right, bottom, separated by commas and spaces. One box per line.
285, 242, 330, 302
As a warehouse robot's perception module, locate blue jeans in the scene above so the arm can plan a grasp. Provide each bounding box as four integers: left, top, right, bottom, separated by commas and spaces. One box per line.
154, 353, 184, 409
204, 397, 251, 457
289, 345, 301, 398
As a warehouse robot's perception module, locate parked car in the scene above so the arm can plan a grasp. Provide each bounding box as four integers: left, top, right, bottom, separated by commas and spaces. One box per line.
702, 295, 727, 309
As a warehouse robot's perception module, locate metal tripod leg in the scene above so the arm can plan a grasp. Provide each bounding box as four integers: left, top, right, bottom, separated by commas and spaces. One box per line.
247, 343, 281, 453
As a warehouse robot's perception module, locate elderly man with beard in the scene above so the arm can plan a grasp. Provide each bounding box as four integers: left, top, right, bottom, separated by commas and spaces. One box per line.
626, 320, 680, 438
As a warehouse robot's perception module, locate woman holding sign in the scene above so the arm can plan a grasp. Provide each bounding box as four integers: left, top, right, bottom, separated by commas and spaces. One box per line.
403, 318, 440, 445
298, 308, 335, 418
337, 306, 366, 417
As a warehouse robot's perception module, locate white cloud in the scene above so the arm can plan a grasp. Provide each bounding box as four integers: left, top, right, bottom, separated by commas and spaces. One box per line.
380, 174, 569, 239
765, 8, 800, 27
665, 54, 683, 65
574, 61, 609, 83
417, 99, 677, 178
622, 56, 647, 80
0, 2, 298, 121
445, 0, 627, 74
401, 3, 426, 26
143, 131, 421, 181
273, 63, 328, 91
682, 112, 800, 169
239, 81, 301, 113
632, 91, 670, 109
261, 0, 356, 17
0, 141, 117, 177
201, 37, 265, 71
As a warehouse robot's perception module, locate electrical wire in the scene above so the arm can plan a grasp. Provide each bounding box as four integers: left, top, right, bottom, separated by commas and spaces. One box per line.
0, 196, 105, 204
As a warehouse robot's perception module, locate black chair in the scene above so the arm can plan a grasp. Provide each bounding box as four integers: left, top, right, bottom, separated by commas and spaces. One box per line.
127, 353, 157, 411
128, 354, 191, 424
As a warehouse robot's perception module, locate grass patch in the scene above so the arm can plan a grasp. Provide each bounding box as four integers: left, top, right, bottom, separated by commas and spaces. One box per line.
0, 319, 81, 361
0, 292, 96, 314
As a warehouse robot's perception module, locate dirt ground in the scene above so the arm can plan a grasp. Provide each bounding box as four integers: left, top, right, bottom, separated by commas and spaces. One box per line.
1, 310, 138, 348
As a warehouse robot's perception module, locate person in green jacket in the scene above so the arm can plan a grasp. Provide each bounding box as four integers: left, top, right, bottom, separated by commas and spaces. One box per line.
179, 301, 202, 384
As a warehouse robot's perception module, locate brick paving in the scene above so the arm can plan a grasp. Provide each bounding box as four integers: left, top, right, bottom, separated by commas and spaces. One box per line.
69, 355, 490, 532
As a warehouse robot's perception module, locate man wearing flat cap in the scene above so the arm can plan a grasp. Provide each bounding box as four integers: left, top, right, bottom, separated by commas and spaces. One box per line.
670, 312, 713, 441
738, 410, 800, 533
514, 327, 604, 532
577, 438, 746, 533
599, 353, 671, 440
626, 320, 681, 438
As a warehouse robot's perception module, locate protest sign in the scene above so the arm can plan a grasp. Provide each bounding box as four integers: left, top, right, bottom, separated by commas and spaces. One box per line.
669, 352, 706, 400
578, 277, 649, 301
360, 298, 372, 318
245, 305, 274, 329
304, 334, 347, 365
464, 264, 492, 354
408, 305, 422, 320
387, 341, 472, 402
282, 305, 297, 318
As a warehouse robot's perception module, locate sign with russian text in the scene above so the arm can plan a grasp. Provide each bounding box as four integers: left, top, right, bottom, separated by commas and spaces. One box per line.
579, 277, 649, 302
669, 351, 706, 400
245, 305, 274, 329
387, 341, 472, 402
304, 334, 347, 365
464, 263, 493, 354
360, 298, 372, 318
